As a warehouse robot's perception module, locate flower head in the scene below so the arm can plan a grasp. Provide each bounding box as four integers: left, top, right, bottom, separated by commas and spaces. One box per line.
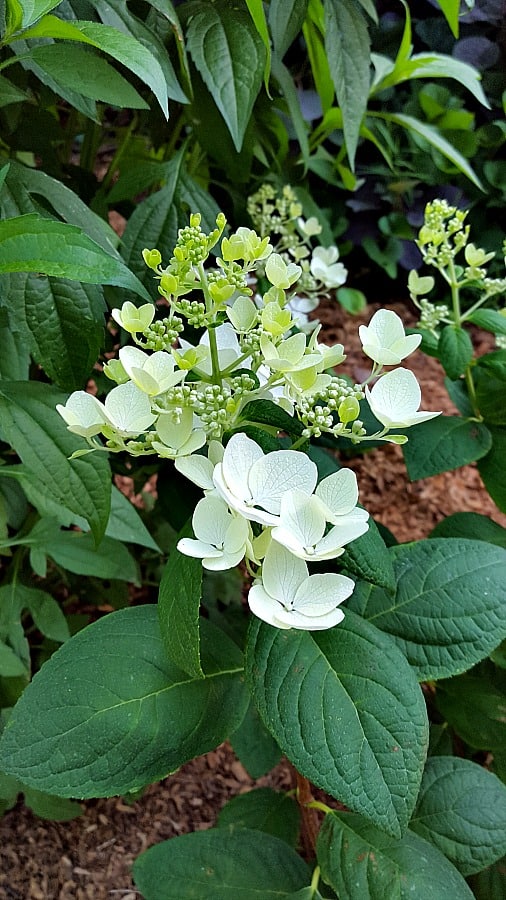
119, 346, 185, 396
111, 301, 155, 334
248, 542, 354, 630
365, 368, 440, 428
56, 391, 106, 438
359, 309, 422, 366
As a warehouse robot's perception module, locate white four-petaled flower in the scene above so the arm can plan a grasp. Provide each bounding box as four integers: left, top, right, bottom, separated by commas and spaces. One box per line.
359, 309, 422, 366
248, 542, 354, 630
310, 247, 347, 289
177, 495, 250, 570
212, 433, 318, 526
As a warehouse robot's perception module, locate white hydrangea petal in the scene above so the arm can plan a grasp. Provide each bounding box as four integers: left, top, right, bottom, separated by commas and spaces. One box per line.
316, 469, 359, 518
156, 408, 193, 449
249, 451, 318, 515
177, 538, 222, 559
174, 454, 215, 490
212, 467, 280, 526
294, 573, 354, 616
276, 491, 326, 550
221, 433, 264, 502
366, 368, 440, 428
280, 332, 307, 364
202, 547, 246, 571
224, 516, 250, 554
315, 514, 369, 555
248, 583, 292, 629
262, 542, 307, 606
192, 495, 231, 546
104, 382, 156, 434
275, 605, 345, 630
56, 391, 106, 437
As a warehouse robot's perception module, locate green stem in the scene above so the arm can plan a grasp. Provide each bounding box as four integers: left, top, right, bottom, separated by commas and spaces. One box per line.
80, 119, 102, 174
198, 263, 221, 384
309, 865, 321, 896
101, 113, 138, 193
290, 434, 309, 451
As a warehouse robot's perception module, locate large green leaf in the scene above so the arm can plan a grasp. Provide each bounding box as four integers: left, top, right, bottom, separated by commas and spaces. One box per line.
0, 214, 150, 299
0, 606, 248, 797
430, 512, 506, 549
477, 425, 506, 513
133, 827, 312, 899
268, 0, 308, 59
21, 15, 171, 115
0, 159, 120, 254
373, 112, 484, 189
474, 351, 506, 425
0, 381, 111, 543
246, 611, 428, 838
29, 528, 139, 584
27, 44, 149, 109
230, 700, 281, 779
323, 0, 370, 168
3, 272, 105, 391
0, 74, 28, 106
402, 415, 492, 480
436, 673, 506, 752
437, 325, 474, 380
410, 755, 506, 876
158, 530, 204, 679
317, 811, 474, 899
342, 518, 396, 592
349, 539, 506, 681
217, 788, 300, 847
186, 1, 266, 151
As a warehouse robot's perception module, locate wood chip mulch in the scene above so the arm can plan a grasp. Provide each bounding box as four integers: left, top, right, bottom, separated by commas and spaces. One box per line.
1, 299, 504, 899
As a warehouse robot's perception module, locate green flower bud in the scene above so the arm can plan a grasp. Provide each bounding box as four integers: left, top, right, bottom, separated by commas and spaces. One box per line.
338, 396, 360, 424
159, 272, 178, 295
142, 248, 162, 269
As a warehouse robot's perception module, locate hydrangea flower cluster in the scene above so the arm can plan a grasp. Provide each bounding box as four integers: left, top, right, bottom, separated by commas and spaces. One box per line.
57, 207, 438, 631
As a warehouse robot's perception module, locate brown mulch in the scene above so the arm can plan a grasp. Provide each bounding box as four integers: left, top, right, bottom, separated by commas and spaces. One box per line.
1, 299, 505, 899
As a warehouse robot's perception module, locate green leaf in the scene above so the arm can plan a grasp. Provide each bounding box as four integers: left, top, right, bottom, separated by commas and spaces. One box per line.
133, 827, 312, 899
14, 584, 69, 643
467, 309, 506, 336
478, 425, 506, 513
158, 530, 204, 679
0, 606, 248, 797
410, 755, 506, 876
1, 160, 120, 255
0, 214, 150, 299
0, 381, 111, 543
402, 415, 492, 480
323, 0, 370, 168
271, 55, 310, 170
22, 16, 170, 116
317, 810, 474, 899
0, 74, 28, 106
27, 44, 149, 109
15, 0, 61, 29
3, 272, 105, 391
341, 518, 396, 593
23, 787, 82, 821
217, 788, 301, 847
237, 399, 304, 438
337, 286, 367, 314
39, 531, 139, 584
244, 0, 271, 90
186, 1, 266, 151
430, 512, 506, 549
435, 0, 461, 37
349, 539, 506, 681
436, 673, 506, 751
374, 113, 484, 190
437, 325, 474, 380
474, 351, 506, 425
469, 855, 506, 900
71, 485, 160, 552
11, 36, 98, 119
246, 611, 428, 838
0, 640, 27, 677
229, 700, 281, 779
268, 0, 308, 59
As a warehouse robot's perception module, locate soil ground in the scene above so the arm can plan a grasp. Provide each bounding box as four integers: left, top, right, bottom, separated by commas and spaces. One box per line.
1, 300, 505, 899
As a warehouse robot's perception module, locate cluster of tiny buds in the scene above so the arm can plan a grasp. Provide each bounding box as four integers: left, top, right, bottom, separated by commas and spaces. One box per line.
174, 223, 209, 265
154, 384, 197, 412
418, 298, 449, 332
297, 379, 364, 438
195, 384, 236, 437
229, 373, 258, 395
143, 317, 183, 350
177, 299, 207, 327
